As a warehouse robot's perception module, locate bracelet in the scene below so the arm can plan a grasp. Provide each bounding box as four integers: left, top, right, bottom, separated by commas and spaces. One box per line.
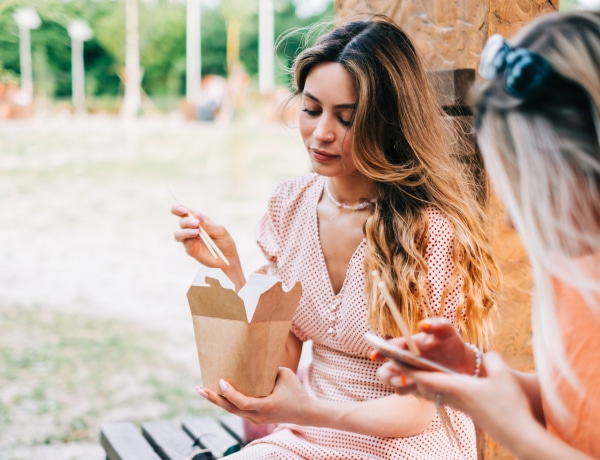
466, 342, 482, 378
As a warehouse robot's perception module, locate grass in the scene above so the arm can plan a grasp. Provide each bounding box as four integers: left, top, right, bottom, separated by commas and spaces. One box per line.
0, 303, 221, 450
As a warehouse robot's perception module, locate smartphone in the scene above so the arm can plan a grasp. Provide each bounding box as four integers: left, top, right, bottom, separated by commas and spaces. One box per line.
364, 332, 457, 374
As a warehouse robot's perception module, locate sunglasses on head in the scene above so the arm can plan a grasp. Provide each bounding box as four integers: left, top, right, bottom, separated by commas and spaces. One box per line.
478, 34, 558, 99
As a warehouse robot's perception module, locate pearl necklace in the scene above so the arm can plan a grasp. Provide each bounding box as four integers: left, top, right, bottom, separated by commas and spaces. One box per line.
324, 181, 374, 211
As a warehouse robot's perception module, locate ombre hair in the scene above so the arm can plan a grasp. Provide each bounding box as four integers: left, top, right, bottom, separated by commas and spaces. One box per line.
473, 10, 600, 413
288, 15, 501, 350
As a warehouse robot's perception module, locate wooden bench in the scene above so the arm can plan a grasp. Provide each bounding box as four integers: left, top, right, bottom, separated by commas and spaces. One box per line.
100, 414, 246, 459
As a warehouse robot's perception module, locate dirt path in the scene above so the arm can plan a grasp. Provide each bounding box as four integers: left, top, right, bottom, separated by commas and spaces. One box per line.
1, 114, 308, 335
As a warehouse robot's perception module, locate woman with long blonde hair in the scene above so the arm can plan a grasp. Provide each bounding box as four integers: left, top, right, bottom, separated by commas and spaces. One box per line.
173, 15, 499, 459
377, 10, 600, 459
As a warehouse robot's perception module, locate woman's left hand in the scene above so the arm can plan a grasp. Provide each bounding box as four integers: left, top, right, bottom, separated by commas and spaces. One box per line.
385, 352, 540, 447
195, 367, 313, 426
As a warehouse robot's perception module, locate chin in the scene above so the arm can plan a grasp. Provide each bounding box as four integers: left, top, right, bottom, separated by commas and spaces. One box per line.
309, 162, 337, 177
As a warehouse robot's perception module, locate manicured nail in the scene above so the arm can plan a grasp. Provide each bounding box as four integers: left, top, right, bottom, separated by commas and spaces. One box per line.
189, 219, 199, 227
195, 386, 208, 399
421, 317, 447, 331
188, 229, 199, 236
390, 376, 403, 386
420, 321, 433, 331
219, 379, 229, 392
369, 350, 379, 361
177, 206, 187, 214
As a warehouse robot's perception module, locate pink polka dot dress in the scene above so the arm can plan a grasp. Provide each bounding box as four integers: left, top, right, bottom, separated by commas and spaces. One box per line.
229, 174, 477, 459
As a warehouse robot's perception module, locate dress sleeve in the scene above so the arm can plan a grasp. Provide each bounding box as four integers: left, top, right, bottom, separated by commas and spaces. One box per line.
254, 184, 282, 277
424, 207, 465, 325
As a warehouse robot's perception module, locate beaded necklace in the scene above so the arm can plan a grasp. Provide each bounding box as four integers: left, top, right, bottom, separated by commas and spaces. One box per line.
324, 181, 374, 211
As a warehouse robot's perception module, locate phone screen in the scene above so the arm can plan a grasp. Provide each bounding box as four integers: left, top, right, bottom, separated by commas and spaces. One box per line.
364, 332, 456, 374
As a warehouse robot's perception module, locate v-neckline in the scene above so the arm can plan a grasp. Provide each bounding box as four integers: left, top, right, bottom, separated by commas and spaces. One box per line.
314, 178, 366, 298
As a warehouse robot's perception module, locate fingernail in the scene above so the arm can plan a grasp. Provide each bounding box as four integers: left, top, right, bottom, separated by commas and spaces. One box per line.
195, 386, 208, 399
188, 229, 199, 236
369, 350, 379, 361
401, 375, 407, 386
189, 219, 199, 227
420, 317, 447, 330
390, 376, 402, 386
431, 317, 448, 325
177, 206, 187, 214
219, 379, 229, 392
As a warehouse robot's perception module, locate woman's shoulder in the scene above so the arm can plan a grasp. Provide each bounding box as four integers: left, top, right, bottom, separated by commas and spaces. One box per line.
425, 206, 455, 246
261, 173, 321, 235
269, 173, 322, 203
426, 206, 454, 232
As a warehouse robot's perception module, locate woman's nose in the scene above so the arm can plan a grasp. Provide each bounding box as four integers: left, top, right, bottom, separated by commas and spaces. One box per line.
314, 117, 334, 142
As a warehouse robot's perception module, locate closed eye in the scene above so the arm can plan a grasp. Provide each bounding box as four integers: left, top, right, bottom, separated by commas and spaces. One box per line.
338, 115, 353, 127
302, 108, 321, 116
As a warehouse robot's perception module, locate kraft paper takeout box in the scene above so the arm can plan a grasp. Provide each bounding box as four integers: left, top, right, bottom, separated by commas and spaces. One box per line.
187, 268, 302, 397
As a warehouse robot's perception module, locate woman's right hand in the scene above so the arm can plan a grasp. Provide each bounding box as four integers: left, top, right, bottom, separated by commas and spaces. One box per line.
171, 205, 247, 291
171, 205, 238, 269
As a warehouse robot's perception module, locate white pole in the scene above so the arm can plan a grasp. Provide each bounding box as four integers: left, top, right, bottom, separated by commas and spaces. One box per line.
13, 7, 41, 104
186, 0, 202, 105
121, 0, 142, 118
18, 25, 33, 101
258, 0, 274, 95
71, 37, 84, 111
68, 20, 93, 115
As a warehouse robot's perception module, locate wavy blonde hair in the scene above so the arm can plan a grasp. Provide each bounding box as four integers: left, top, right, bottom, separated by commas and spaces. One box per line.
474, 10, 600, 413
290, 15, 501, 350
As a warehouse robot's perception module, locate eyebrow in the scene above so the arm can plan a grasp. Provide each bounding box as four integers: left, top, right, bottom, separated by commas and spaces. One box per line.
303, 91, 357, 110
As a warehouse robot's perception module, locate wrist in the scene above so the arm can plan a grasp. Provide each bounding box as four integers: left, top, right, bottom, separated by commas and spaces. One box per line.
301, 397, 328, 427
223, 263, 245, 292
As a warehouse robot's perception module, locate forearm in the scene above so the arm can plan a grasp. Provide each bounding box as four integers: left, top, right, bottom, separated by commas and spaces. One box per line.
484, 411, 592, 460
512, 371, 545, 425
303, 394, 436, 438
279, 332, 302, 373
461, 356, 588, 459
489, 372, 592, 459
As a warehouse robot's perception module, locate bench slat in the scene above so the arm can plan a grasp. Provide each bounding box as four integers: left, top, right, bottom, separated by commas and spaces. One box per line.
142, 419, 211, 460
100, 422, 162, 460
182, 417, 242, 458
218, 414, 245, 443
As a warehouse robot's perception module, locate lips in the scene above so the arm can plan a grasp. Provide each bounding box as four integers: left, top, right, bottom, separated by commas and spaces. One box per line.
311, 148, 338, 162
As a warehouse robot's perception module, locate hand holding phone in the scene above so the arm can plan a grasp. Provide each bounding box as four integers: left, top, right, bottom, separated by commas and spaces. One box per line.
364, 332, 457, 374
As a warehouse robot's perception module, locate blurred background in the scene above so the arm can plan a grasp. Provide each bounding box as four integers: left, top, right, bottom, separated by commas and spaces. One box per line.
0, 0, 335, 118
0, 0, 597, 459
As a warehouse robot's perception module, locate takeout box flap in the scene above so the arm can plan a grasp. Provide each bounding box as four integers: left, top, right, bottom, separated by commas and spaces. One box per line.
187, 268, 302, 323
249, 280, 302, 323
187, 276, 247, 321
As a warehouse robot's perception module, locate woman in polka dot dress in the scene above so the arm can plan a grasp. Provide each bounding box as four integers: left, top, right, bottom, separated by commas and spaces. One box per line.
172, 15, 500, 460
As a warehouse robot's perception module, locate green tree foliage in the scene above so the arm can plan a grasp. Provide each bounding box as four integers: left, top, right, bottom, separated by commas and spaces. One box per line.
139, 5, 187, 96
0, 0, 333, 104
201, 7, 228, 76
274, 0, 334, 88
0, 0, 121, 97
